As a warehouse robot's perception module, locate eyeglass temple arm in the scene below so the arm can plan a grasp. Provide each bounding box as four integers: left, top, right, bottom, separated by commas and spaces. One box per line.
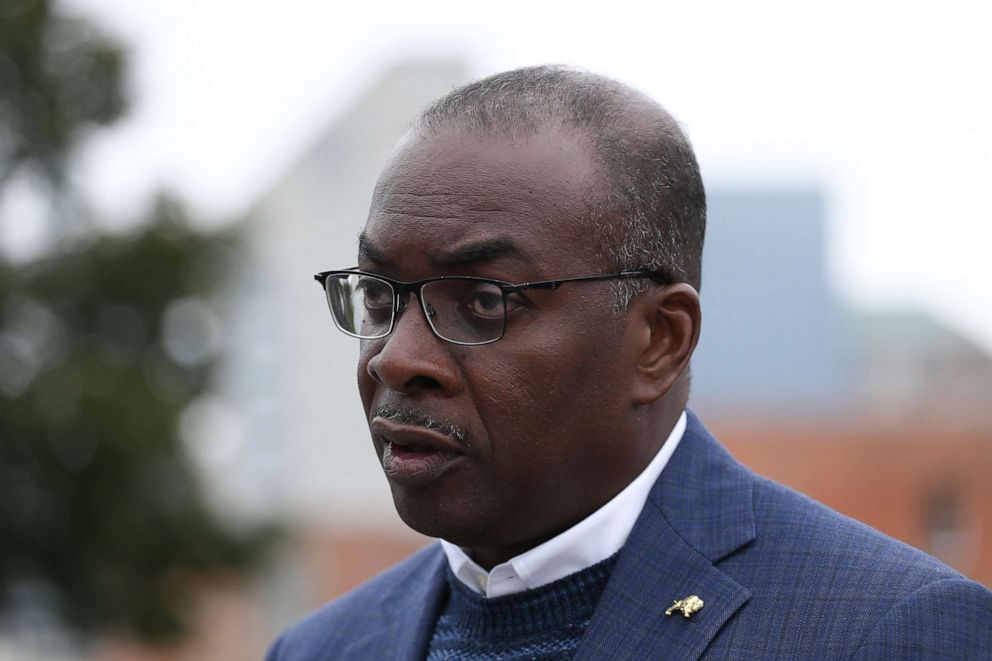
509, 270, 666, 292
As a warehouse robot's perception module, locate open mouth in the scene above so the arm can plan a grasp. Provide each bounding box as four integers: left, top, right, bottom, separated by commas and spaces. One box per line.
370, 414, 468, 487
380, 439, 462, 486
390, 443, 436, 454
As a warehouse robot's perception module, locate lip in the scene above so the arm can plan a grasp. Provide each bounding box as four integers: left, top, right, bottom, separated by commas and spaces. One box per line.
370, 417, 466, 487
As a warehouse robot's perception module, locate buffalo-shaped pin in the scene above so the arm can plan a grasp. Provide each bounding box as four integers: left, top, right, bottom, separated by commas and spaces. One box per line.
665, 595, 704, 618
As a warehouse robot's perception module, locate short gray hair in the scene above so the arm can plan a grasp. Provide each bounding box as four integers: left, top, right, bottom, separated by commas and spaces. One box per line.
416, 65, 706, 306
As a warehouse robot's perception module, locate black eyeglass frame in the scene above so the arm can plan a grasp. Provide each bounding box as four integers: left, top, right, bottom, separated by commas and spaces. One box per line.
313, 268, 669, 346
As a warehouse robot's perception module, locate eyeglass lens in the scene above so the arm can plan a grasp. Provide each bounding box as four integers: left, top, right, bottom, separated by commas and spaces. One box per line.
323, 273, 508, 344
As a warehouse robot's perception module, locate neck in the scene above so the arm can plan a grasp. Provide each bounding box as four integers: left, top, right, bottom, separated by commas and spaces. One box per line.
469, 524, 575, 570
466, 403, 685, 571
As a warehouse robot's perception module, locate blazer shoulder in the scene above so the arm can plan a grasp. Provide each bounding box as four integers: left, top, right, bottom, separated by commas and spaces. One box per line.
679, 412, 973, 592
710, 472, 992, 657
644, 414, 992, 657
852, 576, 992, 659
266, 543, 444, 660
749, 473, 961, 585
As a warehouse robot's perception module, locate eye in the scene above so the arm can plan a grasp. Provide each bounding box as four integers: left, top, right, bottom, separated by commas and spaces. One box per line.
357, 277, 392, 310
462, 282, 506, 319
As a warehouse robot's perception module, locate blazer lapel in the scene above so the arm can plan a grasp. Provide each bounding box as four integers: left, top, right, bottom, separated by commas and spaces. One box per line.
577, 411, 756, 660
343, 545, 449, 660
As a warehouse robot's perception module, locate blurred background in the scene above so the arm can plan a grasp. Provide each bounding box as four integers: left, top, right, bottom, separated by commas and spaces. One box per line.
1, 0, 990, 658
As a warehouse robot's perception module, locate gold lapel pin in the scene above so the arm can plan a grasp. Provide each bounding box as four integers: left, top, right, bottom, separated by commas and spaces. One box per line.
666, 595, 704, 618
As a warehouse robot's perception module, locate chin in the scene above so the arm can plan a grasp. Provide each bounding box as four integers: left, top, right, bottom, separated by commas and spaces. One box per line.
390, 488, 492, 547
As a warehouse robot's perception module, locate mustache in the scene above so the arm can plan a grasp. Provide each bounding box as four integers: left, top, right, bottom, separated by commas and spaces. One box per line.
372, 405, 471, 448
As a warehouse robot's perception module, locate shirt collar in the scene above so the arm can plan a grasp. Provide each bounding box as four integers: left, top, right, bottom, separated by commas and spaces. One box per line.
440, 410, 687, 598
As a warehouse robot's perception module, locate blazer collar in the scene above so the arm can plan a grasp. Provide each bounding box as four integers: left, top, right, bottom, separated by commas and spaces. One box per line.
577, 410, 756, 660
652, 409, 756, 562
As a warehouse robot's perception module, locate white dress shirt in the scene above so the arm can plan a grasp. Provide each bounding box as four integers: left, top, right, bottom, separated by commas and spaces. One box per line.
440, 410, 687, 598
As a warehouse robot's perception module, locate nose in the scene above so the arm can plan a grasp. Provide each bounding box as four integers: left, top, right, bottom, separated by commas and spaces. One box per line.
365, 294, 463, 396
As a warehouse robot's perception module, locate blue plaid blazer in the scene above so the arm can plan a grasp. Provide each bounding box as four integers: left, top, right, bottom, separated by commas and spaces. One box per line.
267, 411, 992, 659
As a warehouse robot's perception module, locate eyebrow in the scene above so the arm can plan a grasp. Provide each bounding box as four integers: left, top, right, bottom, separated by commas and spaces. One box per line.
434, 238, 530, 268
357, 233, 532, 270
358, 232, 387, 266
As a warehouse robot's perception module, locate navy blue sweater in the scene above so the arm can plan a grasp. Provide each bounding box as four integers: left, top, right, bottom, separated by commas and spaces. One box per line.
426, 554, 619, 660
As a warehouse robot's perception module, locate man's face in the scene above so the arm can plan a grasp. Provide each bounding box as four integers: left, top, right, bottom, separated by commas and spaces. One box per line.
357, 128, 648, 564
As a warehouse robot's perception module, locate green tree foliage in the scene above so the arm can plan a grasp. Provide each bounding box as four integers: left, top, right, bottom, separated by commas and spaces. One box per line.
0, 0, 275, 642
1, 0, 125, 187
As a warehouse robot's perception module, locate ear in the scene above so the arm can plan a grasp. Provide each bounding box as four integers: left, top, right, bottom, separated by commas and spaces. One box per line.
628, 283, 701, 405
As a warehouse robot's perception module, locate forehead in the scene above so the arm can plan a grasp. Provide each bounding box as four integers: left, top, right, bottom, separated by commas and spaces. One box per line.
362, 128, 604, 276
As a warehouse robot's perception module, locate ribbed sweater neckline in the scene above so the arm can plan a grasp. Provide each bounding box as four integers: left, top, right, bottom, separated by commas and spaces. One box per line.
439, 552, 619, 641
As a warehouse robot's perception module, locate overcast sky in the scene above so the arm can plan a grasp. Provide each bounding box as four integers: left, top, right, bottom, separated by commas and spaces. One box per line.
41, 0, 992, 352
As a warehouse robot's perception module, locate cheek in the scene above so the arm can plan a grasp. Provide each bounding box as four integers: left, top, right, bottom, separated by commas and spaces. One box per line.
472, 324, 624, 463
356, 343, 377, 412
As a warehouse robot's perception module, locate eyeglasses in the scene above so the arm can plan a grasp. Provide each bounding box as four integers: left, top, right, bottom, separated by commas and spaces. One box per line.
313, 269, 667, 346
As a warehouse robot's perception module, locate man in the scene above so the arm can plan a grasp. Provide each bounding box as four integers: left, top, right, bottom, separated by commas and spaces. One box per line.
267, 66, 992, 659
